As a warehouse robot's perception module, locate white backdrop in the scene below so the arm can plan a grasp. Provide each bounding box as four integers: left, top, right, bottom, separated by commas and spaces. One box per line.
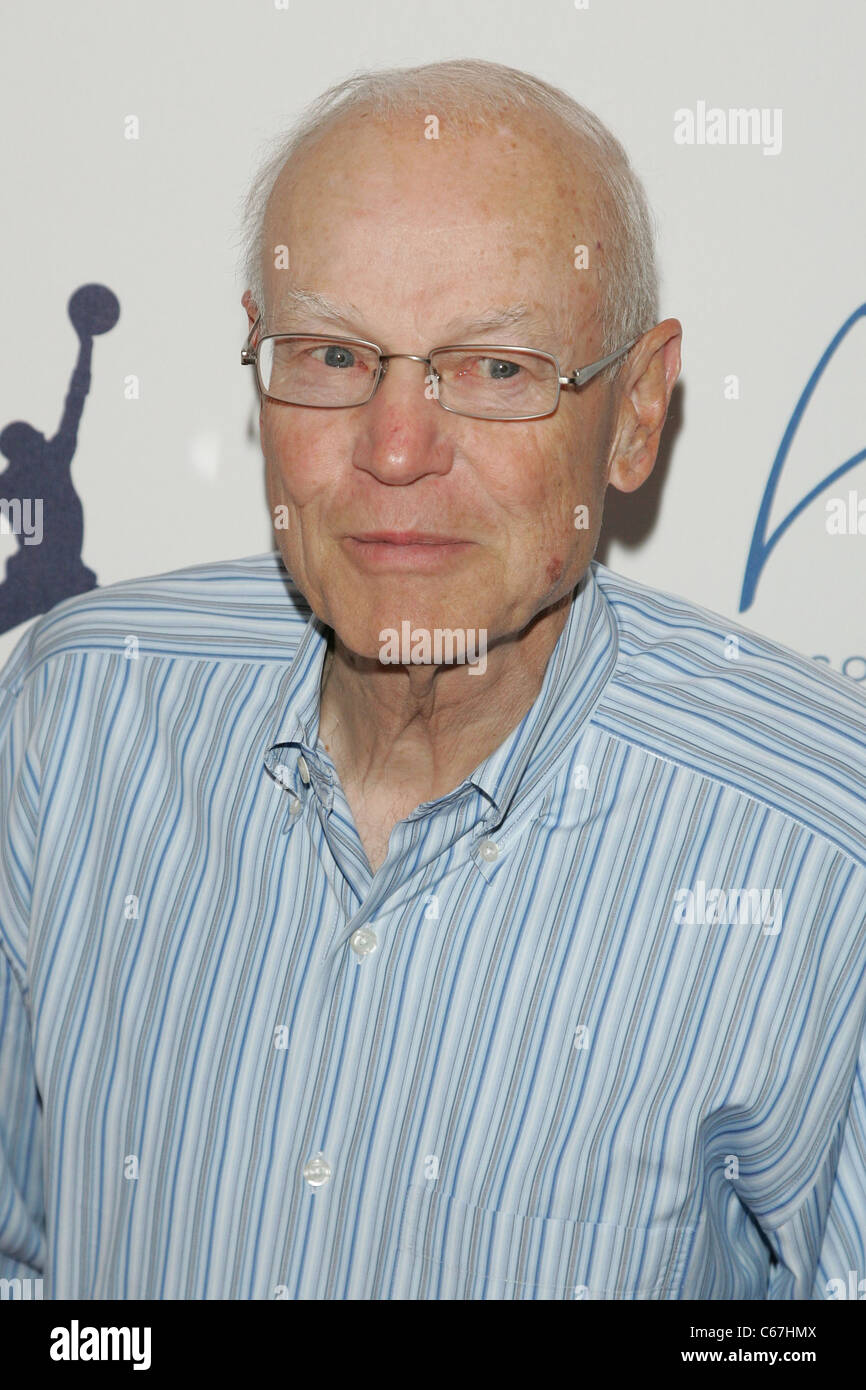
1, 0, 864, 676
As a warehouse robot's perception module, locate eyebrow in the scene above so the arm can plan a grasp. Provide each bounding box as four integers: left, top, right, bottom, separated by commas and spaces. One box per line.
271, 287, 553, 340
273, 286, 366, 326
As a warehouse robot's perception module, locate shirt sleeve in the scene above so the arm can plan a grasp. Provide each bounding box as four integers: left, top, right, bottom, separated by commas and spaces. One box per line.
812, 1024, 866, 1299
0, 626, 47, 1281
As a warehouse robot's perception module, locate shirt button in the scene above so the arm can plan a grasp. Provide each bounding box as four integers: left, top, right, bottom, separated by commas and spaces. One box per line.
297, 755, 311, 785
350, 927, 378, 958
302, 1153, 331, 1187
478, 838, 499, 862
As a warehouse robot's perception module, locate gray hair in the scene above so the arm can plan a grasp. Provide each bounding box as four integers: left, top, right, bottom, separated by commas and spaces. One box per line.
238, 58, 659, 382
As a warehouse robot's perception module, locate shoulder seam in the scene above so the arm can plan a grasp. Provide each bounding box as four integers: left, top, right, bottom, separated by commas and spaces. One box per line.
591, 716, 866, 873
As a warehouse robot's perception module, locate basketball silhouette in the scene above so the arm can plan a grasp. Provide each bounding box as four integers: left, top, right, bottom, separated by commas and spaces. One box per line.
68, 284, 120, 337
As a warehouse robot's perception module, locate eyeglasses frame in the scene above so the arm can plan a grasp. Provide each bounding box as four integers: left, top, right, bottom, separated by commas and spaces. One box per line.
241, 315, 640, 422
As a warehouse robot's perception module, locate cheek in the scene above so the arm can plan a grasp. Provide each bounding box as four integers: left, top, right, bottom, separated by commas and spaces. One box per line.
264, 411, 334, 504
545, 554, 564, 588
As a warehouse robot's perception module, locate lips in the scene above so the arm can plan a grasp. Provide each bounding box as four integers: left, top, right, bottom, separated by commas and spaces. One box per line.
350, 531, 466, 545
342, 533, 473, 570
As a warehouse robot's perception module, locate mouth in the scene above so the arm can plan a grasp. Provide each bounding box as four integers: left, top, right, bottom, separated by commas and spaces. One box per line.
343, 532, 474, 570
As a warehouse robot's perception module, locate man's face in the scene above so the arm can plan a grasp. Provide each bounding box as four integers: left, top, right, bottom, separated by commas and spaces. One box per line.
256, 112, 621, 656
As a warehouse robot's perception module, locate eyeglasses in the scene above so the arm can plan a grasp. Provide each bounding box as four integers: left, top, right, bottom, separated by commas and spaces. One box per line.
241, 316, 640, 421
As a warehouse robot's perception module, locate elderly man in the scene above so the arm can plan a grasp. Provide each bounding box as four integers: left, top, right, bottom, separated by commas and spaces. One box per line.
1, 59, 864, 1302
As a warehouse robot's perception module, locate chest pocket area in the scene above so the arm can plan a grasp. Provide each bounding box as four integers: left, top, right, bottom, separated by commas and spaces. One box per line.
396, 1183, 694, 1299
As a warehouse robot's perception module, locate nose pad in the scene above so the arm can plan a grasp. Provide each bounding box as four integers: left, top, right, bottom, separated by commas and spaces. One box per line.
367, 356, 389, 402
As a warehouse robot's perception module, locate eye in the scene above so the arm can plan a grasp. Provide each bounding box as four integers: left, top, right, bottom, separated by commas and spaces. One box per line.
479, 357, 523, 380
316, 343, 357, 369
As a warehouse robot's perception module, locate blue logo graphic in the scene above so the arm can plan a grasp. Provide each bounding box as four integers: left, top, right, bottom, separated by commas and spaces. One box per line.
739, 304, 866, 612
0, 283, 119, 635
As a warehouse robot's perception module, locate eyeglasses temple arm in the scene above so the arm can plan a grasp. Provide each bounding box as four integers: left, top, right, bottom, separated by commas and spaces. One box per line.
241, 314, 261, 366
563, 335, 641, 387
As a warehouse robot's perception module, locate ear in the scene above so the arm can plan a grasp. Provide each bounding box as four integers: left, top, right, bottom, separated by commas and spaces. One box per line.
241, 289, 260, 335
605, 319, 682, 493
241, 291, 265, 433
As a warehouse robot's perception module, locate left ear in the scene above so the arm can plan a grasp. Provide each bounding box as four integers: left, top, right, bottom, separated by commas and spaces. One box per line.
605, 319, 682, 493
242, 289, 260, 333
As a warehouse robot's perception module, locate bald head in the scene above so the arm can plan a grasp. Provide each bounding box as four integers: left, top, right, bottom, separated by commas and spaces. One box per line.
241, 61, 659, 374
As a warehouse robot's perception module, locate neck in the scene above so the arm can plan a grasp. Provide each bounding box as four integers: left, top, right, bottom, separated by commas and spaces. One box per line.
317, 593, 573, 802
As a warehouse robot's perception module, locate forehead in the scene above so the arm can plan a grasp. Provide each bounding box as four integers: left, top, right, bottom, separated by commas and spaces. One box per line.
262, 111, 604, 342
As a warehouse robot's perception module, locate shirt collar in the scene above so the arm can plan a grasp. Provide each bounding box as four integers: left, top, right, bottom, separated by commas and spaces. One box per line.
263, 562, 618, 826
465, 562, 618, 825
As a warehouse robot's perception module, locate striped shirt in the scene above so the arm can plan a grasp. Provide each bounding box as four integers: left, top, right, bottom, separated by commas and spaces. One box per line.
1, 549, 865, 1301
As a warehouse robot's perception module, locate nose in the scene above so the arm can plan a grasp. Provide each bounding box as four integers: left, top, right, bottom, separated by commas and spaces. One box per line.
353, 354, 451, 485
